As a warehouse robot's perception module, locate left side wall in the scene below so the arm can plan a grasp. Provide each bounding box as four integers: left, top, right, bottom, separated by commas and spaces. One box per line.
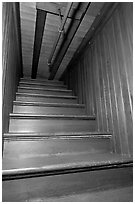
2, 3, 23, 146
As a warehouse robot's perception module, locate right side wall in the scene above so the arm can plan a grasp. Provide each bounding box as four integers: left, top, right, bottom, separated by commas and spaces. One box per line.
62, 3, 133, 156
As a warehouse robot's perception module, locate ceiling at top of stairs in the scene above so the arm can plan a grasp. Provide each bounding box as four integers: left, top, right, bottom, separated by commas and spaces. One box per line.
20, 2, 105, 79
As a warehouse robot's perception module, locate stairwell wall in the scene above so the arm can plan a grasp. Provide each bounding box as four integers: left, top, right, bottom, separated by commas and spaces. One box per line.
61, 3, 133, 156
2, 3, 23, 142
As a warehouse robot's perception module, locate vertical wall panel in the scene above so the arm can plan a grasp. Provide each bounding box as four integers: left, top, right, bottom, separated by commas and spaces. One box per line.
77, 63, 81, 104
96, 36, 108, 132
84, 51, 91, 114
94, 42, 104, 132
106, 17, 124, 153
99, 32, 111, 133
85, 49, 95, 115
2, 3, 22, 140
102, 27, 118, 153
112, 11, 130, 155
89, 49, 96, 116
91, 44, 100, 131
62, 3, 132, 155
81, 58, 86, 105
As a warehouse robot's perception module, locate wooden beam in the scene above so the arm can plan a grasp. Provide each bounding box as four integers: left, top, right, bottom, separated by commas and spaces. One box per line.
31, 9, 46, 79
47, 2, 73, 65
60, 3, 118, 80
36, 2, 82, 20
49, 3, 90, 80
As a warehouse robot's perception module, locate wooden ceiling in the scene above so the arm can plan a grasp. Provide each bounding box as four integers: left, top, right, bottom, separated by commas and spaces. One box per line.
20, 2, 105, 79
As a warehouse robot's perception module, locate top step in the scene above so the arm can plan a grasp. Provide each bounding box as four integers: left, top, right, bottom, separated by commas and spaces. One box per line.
20, 78, 64, 86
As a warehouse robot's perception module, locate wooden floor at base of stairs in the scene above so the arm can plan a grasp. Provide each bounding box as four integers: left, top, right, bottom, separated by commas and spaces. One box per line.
28, 186, 133, 202
2, 165, 132, 202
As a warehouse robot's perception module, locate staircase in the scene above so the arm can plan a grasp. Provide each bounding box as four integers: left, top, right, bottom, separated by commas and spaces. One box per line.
2, 78, 133, 202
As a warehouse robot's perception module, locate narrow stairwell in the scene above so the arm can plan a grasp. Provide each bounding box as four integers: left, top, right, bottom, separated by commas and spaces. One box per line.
2, 78, 133, 202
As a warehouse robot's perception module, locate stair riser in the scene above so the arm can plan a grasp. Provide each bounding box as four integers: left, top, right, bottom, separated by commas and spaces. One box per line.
9, 119, 96, 133
13, 105, 85, 115
3, 139, 112, 169
16, 96, 78, 104
18, 88, 72, 96
2, 167, 133, 202
19, 83, 67, 90
20, 79, 64, 86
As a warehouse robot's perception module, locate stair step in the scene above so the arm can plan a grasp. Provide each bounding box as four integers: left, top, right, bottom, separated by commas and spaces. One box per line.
20, 78, 64, 85
18, 86, 73, 96
13, 101, 86, 115
19, 81, 67, 89
3, 134, 113, 172
13, 101, 85, 108
9, 113, 96, 133
10, 113, 95, 119
3, 152, 132, 177
16, 92, 78, 104
4, 132, 112, 139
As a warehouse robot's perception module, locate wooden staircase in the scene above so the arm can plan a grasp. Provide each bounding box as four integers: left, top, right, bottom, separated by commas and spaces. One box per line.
2, 78, 133, 202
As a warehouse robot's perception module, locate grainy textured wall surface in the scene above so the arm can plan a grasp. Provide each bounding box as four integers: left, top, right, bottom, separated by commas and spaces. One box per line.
62, 3, 133, 156
2, 3, 23, 136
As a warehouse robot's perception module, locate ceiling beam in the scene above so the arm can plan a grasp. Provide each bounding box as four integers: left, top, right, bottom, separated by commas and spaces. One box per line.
31, 9, 46, 79
47, 2, 73, 66
60, 3, 117, 81
36, 2, 82, 20
49, 2, 90, 80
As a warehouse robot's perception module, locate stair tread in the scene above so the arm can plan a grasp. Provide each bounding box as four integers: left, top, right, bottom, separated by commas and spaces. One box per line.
16, 92, 77, 99
19, 81, 67, 87
4, 132, 112, 140
20, 78, 63, 84
13, 101, 85, 108
21, 77, 61, 82
3, 152, 132, 174
10, 113, 96, 120
18, 86, 72, 92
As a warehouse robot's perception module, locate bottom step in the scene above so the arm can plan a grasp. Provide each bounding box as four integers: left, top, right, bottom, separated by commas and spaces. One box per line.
3, 133, 113, 171
3, 153, 132, 178
2, 155, 132, 202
